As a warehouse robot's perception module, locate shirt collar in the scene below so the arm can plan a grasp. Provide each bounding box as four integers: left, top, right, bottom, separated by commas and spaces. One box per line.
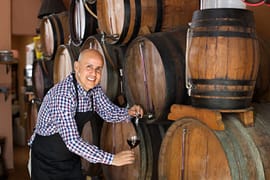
76, 81, 100, 96
69, 73, 99, 96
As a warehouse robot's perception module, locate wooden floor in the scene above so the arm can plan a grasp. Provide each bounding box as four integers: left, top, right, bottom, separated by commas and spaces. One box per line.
6, 145, 92, 180
7, 145, 30, 180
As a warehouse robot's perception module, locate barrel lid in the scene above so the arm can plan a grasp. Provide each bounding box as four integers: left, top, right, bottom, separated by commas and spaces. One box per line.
191, 8, 255, 28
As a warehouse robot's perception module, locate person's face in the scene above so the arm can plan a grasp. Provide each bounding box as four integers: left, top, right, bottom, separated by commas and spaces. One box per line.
74, 51, 104, 91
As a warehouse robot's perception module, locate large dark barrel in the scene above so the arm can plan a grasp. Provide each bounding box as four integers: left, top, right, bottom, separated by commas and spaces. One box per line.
40, 12, 70, 60
186, 8, 260, 110
100, 121, 169, 180
32, 60, 54, 100
53, 44, 80, 84
80, 35, 125, 105
26, 98, 42, 141
69, 0, 97, 46
79, 115, 104, 177
159, 103, 270, 180
97, 0, 199, 45
124, 28, 188, 123
253, 39, 270, 103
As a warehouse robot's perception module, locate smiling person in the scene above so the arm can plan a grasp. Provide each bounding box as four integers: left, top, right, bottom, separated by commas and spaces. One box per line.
28, 49, 144, 180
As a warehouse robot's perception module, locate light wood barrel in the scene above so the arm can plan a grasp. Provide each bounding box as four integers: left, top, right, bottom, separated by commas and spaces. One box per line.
53, 44, 80, 84
159, 103, 270, 180
186, 8, 260, 109
80, 35, 125, 104
97, 0, 199, 45
40, 12, 70, 60
69, 0, 97, 46
124, 28, 188, 123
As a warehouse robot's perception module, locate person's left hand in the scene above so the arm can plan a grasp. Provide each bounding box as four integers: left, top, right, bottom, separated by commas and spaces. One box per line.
128, 104, 144, 118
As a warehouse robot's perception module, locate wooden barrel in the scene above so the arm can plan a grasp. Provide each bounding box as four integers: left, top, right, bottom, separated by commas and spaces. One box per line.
62, 0, 70, 11
32, 60, 54, 100
100, 121, 169, 180
69, 0, 97, 46
97, 0, 199, 45
40, 12, 70, 60
26, 98, 42, 141
186, 8, 260, 110
253, 39, 270, 103
159, 103, 270, 180
80, 35, 125, 105
53, 44, 80, 84
79, 114, 104, 177
124, 28, 188, 123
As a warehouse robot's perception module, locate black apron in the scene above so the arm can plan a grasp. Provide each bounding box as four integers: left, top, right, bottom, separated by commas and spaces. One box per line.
31, 74, 100, 180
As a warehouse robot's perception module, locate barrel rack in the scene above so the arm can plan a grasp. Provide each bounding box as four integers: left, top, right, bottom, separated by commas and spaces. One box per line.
168, 104, 254, 131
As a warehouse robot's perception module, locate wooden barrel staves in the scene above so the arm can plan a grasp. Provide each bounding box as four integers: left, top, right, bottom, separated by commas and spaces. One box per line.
26, 98, 42, 141
32, 60, 54, 100
53, 44, 80, 84
97, 0, 199, 45
186, 8, 260, 110
100, 121, 167, 180
124, 28, 188, 123
40, 12, 70, 61
253, 39, 270, 103
159, 103, 270, 179
69, 0, 97, 46
79, 114, 104, 177
80, 35, 125, 104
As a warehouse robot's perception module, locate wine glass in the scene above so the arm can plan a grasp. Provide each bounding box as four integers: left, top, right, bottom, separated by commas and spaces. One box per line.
127, 135, 140, 149
127, 113, 140, 149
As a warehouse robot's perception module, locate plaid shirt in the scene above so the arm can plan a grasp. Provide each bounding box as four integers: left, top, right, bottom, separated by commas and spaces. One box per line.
29, 73, 130, 165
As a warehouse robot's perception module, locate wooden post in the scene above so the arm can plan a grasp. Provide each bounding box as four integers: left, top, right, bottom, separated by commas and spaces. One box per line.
219, 107, 254, 127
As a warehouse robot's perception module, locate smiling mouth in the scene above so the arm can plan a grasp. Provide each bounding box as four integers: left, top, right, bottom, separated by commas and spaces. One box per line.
87, 77, 95, 81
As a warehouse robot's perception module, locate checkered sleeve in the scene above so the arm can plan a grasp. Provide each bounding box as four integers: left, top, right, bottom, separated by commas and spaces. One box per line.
93, 85, 131, 122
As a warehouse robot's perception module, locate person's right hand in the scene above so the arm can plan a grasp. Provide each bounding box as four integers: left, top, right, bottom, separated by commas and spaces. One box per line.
111, 150, 135, 166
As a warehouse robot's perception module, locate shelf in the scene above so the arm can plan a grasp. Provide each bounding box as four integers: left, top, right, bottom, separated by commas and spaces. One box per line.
0, 58, 18, 65
0, 58, 18, 74
0, 87, 9, 101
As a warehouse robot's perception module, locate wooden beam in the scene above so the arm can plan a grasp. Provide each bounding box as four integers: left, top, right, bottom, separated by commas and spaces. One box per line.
219, 107, 254, 127
168, 104, 225, 131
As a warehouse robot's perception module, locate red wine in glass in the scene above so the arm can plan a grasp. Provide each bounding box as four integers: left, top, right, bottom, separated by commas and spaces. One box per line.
127, 136, 140, 149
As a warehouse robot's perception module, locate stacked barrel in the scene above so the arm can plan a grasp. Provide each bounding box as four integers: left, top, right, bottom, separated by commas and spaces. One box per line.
158, 2, 270, 180
30, 0, 270, 179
